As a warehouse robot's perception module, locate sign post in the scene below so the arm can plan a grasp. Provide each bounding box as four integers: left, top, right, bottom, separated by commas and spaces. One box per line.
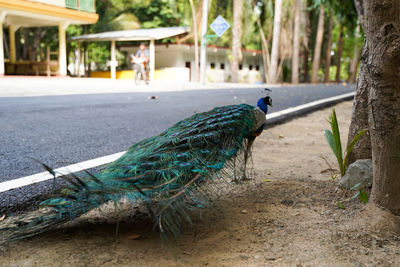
210, 15, 230, 37
199, 13, 230, 84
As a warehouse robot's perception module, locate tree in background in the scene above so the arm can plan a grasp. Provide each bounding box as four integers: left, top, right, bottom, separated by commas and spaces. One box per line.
291, 0, 301, 84
189, 0, 200, 82
268, 0, 283, 83
11, 0, 364, 83
301, 0, 311, 83
332, 0, 358, 83
231, 0, 244, 83
311, 3, 324, 84
348, 23, 361, 83
323, 7, 333, 83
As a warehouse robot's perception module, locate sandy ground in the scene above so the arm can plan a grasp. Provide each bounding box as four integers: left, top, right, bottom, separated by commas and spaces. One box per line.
1, 100, 400, 267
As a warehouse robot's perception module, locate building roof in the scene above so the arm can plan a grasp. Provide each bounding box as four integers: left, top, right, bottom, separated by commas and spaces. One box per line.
70, 26, 189, 42
0, 0, 98, 25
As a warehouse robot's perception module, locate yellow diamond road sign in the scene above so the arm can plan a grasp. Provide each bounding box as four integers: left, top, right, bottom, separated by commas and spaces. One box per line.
210, 15, 230, 37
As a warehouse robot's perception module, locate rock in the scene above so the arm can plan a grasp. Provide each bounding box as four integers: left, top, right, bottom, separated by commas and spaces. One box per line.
338, 159, 373, 189
281, 199, 294, 206
241, 209, 248, 214
240, 255, 249, 260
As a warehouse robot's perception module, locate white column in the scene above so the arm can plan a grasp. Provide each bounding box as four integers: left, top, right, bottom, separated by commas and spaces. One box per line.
77, 41, 81, 78
149, 39, 155, 82
0, 12, 6, 76
58, 22, 68, 76
110, 40, 117, 79
9, 25, 19, 63
0, 22, 4, 76
199, 0, 209, 84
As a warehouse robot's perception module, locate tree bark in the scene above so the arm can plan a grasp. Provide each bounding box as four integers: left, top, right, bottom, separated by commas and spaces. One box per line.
231, 0, 243, 83
350, 0, 400, 214
311, 4, 325, 84
291, 0, 301, 84
268, 0, 283, 84
324, 9, 333, 83
335, 24, 344, 82
189, 0, 199, 82
346, 42, 371, 165
363, 0, 400, 215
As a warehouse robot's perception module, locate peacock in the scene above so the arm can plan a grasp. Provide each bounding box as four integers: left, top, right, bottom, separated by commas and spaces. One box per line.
0, 90, 273, 244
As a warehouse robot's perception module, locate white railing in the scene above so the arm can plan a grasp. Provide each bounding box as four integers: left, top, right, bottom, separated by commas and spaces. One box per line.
29, 0, 65, 8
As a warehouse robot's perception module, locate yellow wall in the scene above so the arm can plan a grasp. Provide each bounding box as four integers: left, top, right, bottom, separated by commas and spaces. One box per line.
90, 68, 190, 81
91, 70, 133, 79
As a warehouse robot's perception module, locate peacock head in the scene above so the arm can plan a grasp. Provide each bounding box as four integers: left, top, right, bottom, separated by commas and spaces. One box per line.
263, 96, 273, 107
257, 88, 273, 114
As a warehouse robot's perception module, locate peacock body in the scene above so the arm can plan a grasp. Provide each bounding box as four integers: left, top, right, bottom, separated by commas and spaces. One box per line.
1, 98, 271, 243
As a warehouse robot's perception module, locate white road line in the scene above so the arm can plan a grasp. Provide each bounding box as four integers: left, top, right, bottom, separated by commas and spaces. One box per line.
0, 152, 125, 193
266, 92, 354, 120
0, 92, 354, 193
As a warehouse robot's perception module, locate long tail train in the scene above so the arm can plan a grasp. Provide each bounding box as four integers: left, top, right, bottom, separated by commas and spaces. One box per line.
0, 104, 267, 243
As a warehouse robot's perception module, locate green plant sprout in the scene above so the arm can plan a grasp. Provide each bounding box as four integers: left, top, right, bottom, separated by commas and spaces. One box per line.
350, 183, 369, 204
324, 109, 367, 177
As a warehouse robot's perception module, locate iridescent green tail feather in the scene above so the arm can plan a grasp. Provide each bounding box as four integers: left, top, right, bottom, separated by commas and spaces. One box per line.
0, 104, 266, 243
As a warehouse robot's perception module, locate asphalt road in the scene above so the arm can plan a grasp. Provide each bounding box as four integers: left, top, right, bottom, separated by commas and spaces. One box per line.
0, 84, 354, 213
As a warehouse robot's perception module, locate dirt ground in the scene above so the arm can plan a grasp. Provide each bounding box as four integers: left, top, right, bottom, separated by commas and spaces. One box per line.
1, 100, 400, 267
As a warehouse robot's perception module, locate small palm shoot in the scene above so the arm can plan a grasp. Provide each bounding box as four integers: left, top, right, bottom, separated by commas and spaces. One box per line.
324, 109, 367, 204
324, 109, 366, 177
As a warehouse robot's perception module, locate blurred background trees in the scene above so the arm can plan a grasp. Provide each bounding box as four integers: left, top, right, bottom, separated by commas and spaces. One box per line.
5, 0, 362, 82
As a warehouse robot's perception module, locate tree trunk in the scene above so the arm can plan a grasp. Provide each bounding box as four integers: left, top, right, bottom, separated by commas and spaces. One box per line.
231, 0, 243, 83
268, 0, 283, 84
335, 24, 344, 82
291, 0, 301, 84
311, 4, 325, 84
350, 0, 400, 214
346, 42, 371, 165
349, 24, 361, 83
257, 17, 270, 83
324, 9, 333, 83
301, 0, 311, 83
363, 0, 400, 215
189, 0, 199, 82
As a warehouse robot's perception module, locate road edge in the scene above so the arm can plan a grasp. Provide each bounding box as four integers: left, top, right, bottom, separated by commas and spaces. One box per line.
0, 92, 355, 194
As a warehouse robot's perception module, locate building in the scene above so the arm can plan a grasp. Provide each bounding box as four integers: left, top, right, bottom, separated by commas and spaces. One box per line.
107, 43, 265, 84
0, 0, 98, 76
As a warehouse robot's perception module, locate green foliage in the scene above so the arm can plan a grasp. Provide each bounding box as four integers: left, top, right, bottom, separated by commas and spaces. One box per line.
324, 109, 366, 177
350, 183, 369, 204
19, 0, 363, 76
336, 201, 345, 209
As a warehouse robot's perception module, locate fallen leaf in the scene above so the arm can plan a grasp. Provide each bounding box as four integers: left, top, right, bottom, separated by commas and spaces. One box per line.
261, 179, 272, 183
126, 234, 141, 240
241, 209, 248, 214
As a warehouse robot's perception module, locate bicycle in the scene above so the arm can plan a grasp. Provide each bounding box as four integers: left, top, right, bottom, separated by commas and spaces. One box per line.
132, 58, 150, 85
